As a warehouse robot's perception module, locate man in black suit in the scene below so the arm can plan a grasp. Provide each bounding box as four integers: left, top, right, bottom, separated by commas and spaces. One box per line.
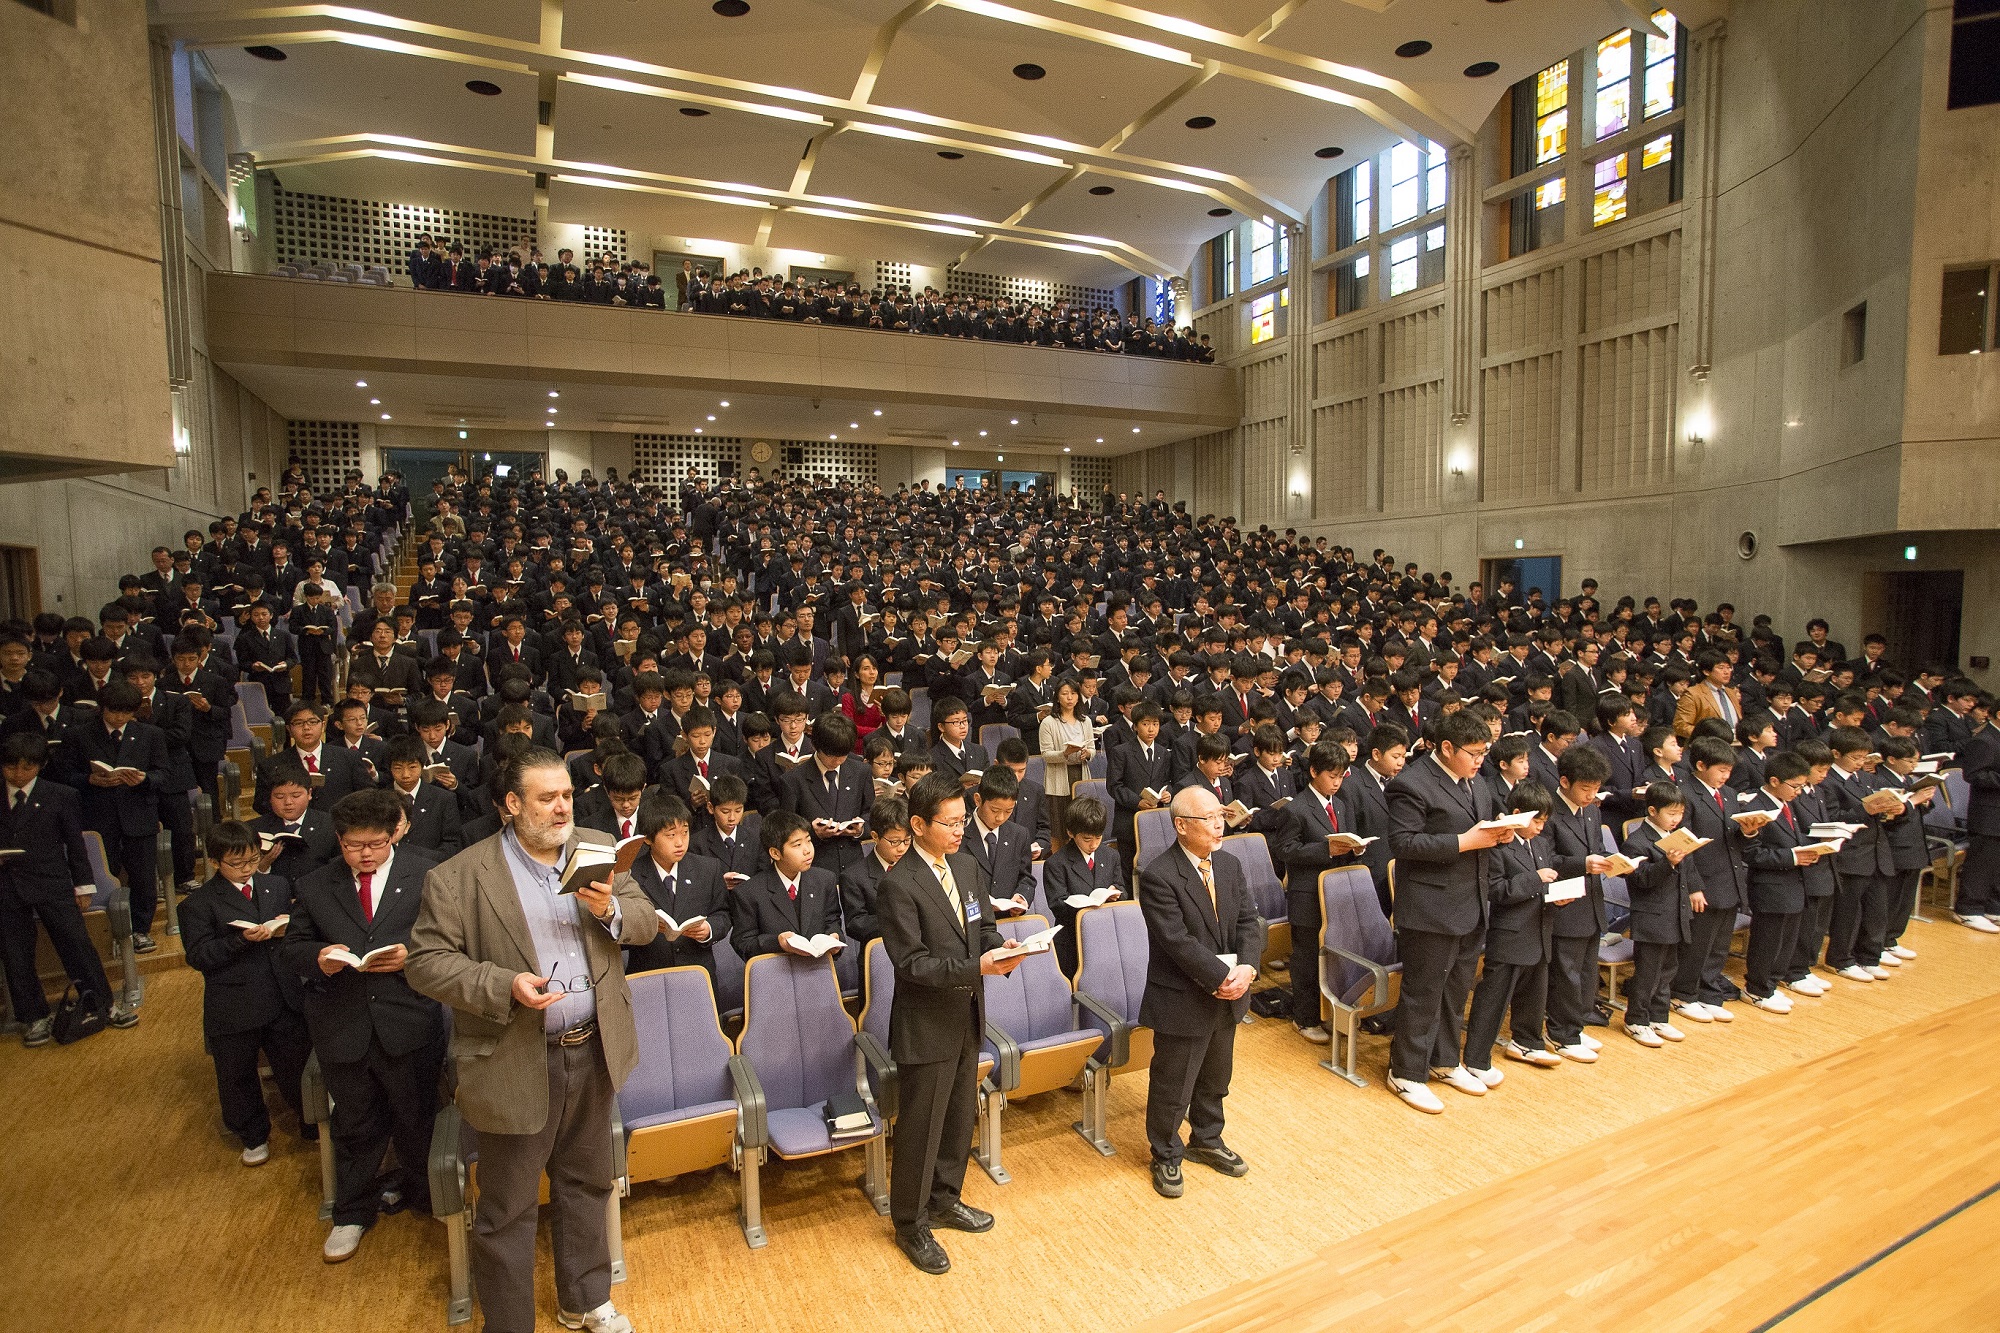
1954, 709, 2000, 932
1137, 784, 1263, 1198
1107, 704, 1175, 868
964, 769, 1037, 915
876, 774, 1027, 1273
1673, 737, 1769, 1019
255, 701, 371, 815
1271, 742, 1371, 1042
68, 681, 170, 952
840, 798, 909, 945
622, 797, 732, 979
779, 712, 874, 883
0, 733, 136, 1042
179, 821, 307, 1161
122, 655, 201, 892
1544, 743, 1614, 1061
349, 620, 421, 704
250, 765, 340, 884
1383, 709, 1515, 1115
383, 736, 465, 857
730, 810, 843, 960
283, 788, 446, 1263
659, 706, 742, 829
168, 637, 238, 815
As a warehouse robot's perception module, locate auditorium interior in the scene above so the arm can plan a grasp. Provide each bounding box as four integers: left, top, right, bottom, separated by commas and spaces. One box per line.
3, 0, 1999, 1329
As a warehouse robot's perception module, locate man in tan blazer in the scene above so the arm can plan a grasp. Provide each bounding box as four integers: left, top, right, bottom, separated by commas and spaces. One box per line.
408, 747, 657, 1333
1672, 650, 1744, 741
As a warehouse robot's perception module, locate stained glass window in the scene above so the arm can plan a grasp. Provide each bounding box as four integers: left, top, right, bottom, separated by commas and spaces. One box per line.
1644, 9, 1678, 118
1641, 133, 1674, 170
1592, 154, 1629, 226
1596, 31, 1631, 140
1535, 61, 1569, 164
1535, 178, 1565, 210
1249, 293, 1276, 343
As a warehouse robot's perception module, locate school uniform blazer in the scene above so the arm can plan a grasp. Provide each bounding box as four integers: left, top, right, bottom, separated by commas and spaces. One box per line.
876, 849, 1002, 1065
779, 756, 875, 880
1679, 780, 1749, 912
1234, 762, 1299, 835
927, 740, 989, 787
251, 810, 340, 884
254, 744, 370, 815
0, 779, 93, 903
70, 719, 170, 837
1789, 786, 1841, 898
392, 780, 464, 857
962, 816, 1036, 908
1136, 845, 1263, 1035
1818, 767, 1897, 877
691, 818, 762, 881
1108, 740, 1175, 817
404, 831, 658, 1136
624, 852, 732, 976
180, 871, 304, 1037
1547, 798, 1609, 938
1482, 834, 1556, 966
1272, 787, 1363, 885
1043, 842, 1124, 945
662, 750, 743, 818
1620, 823, 1699, 945
1385, 756, 1494, 938
1589, 733, 1647, 826
1741, 793, 1811, 915
730, 865, 841, 960
1340, 763, 1395, 893
839, 854, 890, 943
283, 852, 445, 1064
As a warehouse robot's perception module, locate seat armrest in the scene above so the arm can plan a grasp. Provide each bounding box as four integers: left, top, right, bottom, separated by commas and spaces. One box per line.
428, 1103, 467, 1217
983, 1021, 1022, 1092
608, 1104, 627, 1183
1072, 989, 1130, 1066
1323, 945, 1391, 1006
855, 1030, 898, 1122
104, 881, 132, 938
727, 1054, 767, 1150
302, 1052, 329, 1125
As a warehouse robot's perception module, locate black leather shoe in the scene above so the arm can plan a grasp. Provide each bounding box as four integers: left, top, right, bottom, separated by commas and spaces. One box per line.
895, 1226, 950, 1275
929, 1200, 994, 1233
1151, 1159, 1184, 1198
1185, 1143, 1249, 1177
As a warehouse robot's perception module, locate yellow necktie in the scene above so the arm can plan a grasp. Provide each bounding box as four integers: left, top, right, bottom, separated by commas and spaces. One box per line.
1198, 859, 1216, 913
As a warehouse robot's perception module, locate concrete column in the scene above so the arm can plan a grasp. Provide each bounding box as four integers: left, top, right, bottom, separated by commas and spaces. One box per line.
1680, 20, 1727, 382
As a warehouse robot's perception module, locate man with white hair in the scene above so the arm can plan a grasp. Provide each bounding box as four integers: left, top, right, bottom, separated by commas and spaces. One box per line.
407, 748, 658, 1333
1136, 784, 1263, 1199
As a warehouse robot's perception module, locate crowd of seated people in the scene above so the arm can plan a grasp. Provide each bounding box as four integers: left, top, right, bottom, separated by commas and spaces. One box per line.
394, 233, 1216, 360
4, 451, 1995, 1248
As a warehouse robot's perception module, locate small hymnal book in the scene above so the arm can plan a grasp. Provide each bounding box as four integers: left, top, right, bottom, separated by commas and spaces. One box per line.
981, 683, 1014, 702
1221, 800, 1254, 829
1729, 810, 1769, 826
1007, 923, 1061, 954
228, 914, 290, 932
786, 933, 845, 959
613, 836, 649, 875
960, 768, 984, 783
1064, 887, 1120, 909
814, 817, 867, 836
91, 760, 146, 780
373, 688, 407, 706
1546, 876, 1587, 904
1653, 828, 1711, 857
1798, 842, 1846, 857
566, 691, 603, 712
258, 830, 304, 851
823, 1090, 874, 1140
558, 841, 619, 894
1328, 833, 1378, 853
774, 751, 807, 770
1473, 811, 1538, 834
948, 647, 976, 668
1141, 786, 1172, 804
423, 762, 456, 782
723, 871, 750, 885
1810, 821, 1864, 838
321, 942, 400, 969
653, 909, 707, 940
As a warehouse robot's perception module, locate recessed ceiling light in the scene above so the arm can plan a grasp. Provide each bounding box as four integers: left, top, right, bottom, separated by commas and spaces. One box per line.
1394, 40, 1433, 58
1314, 146, 1344, 159
465, 79, 503, 96
680, 107, 711, 117
719, 400, 729, 407
355, 380, 368, 388
979, 430, 988, 437
1464, 60, 1500, 78
244, 45, 286, 61
712, 0, 750, 15
1184, 115, 1216, 129
380, 413, 391, 420
1089, 185, 1116, 196
996, 455, 1004, 462
1207, 207, 1232, 217
952, 440, 960, 446
1095, 437, 1104, 443
1132, 426, 1141, 433
1013, 63, 1046, 80
548, 390, 559, 397
1009, 418, 1018, 425
1062, 446, 1071, 453
369, 398, 380, 405
850, 423, 860, 429
872, 409, 882, 416
829, 434, 838, 440
707, 415, 716, 421
937, 150, 965, 160
694, 427, 703, 433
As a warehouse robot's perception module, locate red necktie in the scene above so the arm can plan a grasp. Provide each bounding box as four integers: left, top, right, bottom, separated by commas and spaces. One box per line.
620, 818, 632, 840
786, 878, 798, 902
239, 881, 254, 901
698, 758, 709, 779
1715, 790, 1726, 816
304, 753, 318, 774
358, 870, 374, 923
1781, 805, 1794, 829
1326, 798, 1340, 832
1085, 856, 1093, 871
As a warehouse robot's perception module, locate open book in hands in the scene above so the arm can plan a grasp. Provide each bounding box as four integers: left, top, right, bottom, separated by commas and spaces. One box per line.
991, 894, 1031, 917
91, 760, 146, 780
1327, 833, 1378, 853
784, 933, 845, 959
1474, 811, 1539, 834
1545, 876, 1587, 904
228, 914, 290, 932
1005, 923, 1061, 955
1729, 809, 1772, 827
1221, 800, 1255, 829
813, 817, 868, 836
1064, 887, 1121, 909
654, 910, 707, 941
1652, 828, 1712, 857
558, 841, 618, 894
321, 943, 399, 969
1597, 852, 1643, 877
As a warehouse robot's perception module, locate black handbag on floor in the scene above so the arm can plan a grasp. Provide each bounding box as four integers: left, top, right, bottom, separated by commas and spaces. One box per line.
51, 985, 107, 1045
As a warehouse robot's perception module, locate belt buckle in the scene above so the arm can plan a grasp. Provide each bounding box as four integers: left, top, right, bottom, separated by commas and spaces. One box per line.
559, 1019, 596, 1047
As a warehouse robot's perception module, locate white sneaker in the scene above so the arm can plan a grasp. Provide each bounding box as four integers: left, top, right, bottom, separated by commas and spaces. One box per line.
1671, 999, 1713, 1023
1866, 965, 1891, 980
1626, 1022, 1664, 1047
1705, 1002, 1735, 1023
1752, 992, 1793, 1014
1388, 1074, 1445, 1114
558, 1303, 636, 1333
1297, 1025, 1331, 1045
1958, 913, 1999, 934
1431, 1065, 1488, 1096
241, 1142, 270, 1167
1786, 976, 1827, 996
1579, 1032, 1603, 1051
1888, 944, 1916, 960
1836, 965, 1874, 983
1654, 1022, 1686, 1042
1875, 952, 1902, 967
1503, 1041, 1562, 1068
1471, 1064, 1505, 1088
322, 1223, 365, 1263
1557, 1042, 1599, 1064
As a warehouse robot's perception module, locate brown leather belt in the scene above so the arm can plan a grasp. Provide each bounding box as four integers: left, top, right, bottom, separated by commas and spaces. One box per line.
552, 1017, 598, 1047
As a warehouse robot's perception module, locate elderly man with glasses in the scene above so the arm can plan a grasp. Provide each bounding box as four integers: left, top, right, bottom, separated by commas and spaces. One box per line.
1136, 785, 1264, 1199
284, 786, 448, 1263
407, 748, 658, 1333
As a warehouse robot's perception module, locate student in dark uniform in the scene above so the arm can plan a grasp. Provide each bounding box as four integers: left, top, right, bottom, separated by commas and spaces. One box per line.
1462, 781, 1564, 1077
1618, 783, 1702, 1047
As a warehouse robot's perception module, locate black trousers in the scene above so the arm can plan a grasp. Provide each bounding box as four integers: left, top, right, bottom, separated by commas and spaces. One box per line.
299, 650, 335, 706
1545, 932, 1601, 1046
1785, 893, 1836, 981
890, 1006, 981, 1229
1744, 909, 1801, 998
97, 828, 159, 935
1826, 871, 1887, 969
1286, 886, 1323, 1029
1671, 903, 1738, 1005
0, 885, 113, 1022
208, 1011, 310, 1147
1955, 836, 2000, 915
1883, 868, 1920, 947
159, 786, 197, 885
1463, 957, 1547, 1070
320, 1030, 443, 1227
1627, 941, 1678, 1026
1389, 926, 1481, 1081
1146, 1002, 1237, 1163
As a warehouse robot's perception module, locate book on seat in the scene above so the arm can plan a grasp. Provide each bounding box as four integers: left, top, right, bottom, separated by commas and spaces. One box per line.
823, 1090, 874, 1140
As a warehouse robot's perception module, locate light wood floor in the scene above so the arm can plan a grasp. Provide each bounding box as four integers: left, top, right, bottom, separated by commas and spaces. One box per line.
5, 916, 1997, 1333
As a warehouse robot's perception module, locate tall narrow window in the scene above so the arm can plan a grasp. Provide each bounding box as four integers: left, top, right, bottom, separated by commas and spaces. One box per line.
1352, 161, 1372, 243
1939, 264, 1996, 355
1535, 60, 1569, 164
1593, 154, 1629, 226
1426, 141, 1448, 213
1249, 293, 1277, 344
1249, 220, 1278, 286
1336, 164, 1370, 250
1387, 142, 1422, 225
1596, 30, 1632, 140
1388, 236, 1420, 296
1643, 9, 1678, 118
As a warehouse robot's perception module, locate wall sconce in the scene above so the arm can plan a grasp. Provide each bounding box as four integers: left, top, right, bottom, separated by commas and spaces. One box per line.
172, 425, 192, 457
1685, 407, 1711, 446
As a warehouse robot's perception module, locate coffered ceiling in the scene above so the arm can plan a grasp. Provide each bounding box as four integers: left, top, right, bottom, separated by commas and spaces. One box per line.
157, 0, 1696, 284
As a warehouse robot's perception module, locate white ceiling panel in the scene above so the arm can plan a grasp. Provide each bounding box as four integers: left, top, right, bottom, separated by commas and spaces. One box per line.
562, 0, 908, 101
765, 211, 973, 269
806, 128, 1070, 224
267, 158, 537, 220
554, 79, 816, 194
962, 238, 1130, 290
157, 0, 546, 42
547, 180, 770, 248
1016, 172, 1229, 275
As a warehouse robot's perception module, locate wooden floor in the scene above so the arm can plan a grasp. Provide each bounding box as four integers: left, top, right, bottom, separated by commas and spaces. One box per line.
4, 914, 1997, 1333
